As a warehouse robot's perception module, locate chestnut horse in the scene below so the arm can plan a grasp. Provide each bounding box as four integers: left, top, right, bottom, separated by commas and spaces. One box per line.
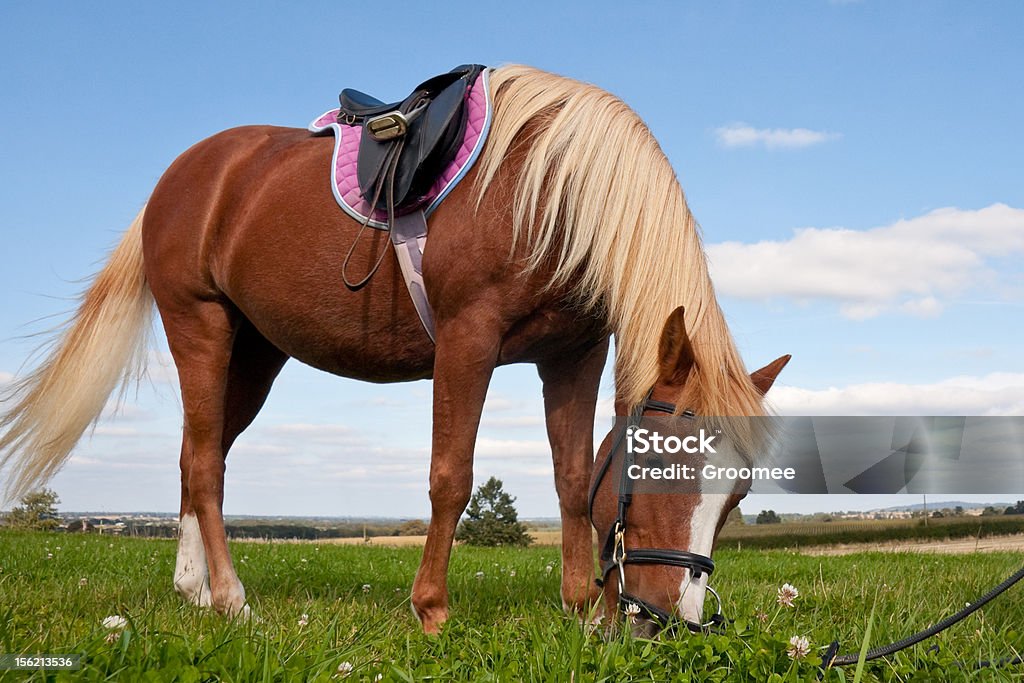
0, 65, 786, 632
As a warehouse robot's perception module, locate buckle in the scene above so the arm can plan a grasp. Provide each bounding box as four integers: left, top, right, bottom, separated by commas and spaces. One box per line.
366, 111, 408, 141
613, 523, 627, 594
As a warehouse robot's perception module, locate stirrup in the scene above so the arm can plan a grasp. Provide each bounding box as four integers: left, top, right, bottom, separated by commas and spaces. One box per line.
366, 111, 408, 141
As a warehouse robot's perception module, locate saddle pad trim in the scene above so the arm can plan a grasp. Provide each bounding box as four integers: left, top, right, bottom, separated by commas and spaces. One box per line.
309, 69, 492, 230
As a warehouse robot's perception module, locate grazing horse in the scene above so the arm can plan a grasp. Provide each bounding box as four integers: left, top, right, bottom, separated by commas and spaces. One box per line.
0, 65, 787, 633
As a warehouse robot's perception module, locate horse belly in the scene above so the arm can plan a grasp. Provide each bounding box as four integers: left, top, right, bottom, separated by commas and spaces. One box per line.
226, 269, 437, 383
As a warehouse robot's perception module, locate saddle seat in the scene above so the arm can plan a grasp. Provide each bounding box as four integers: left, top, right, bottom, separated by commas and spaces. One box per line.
337, 89, 401, 118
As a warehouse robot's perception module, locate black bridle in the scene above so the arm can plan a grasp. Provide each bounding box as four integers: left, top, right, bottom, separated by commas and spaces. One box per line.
588, 393, 726, 633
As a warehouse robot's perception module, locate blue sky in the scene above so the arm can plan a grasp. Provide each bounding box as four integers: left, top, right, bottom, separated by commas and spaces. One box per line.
1, 2, 1021, 517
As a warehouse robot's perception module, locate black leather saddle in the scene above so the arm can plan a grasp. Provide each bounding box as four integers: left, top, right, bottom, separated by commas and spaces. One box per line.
337, 64, 486, 213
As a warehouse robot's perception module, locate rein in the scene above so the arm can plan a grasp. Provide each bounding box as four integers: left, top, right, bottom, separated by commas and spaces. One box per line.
821, 562, 1024, 672
588, 393, 726, 633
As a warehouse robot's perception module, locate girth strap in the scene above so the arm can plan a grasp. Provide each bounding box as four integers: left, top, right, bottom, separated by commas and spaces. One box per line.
390, 211, 435, 341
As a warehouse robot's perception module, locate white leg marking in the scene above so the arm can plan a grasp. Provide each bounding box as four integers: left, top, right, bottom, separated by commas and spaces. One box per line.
174, 513, 212, 607
676, 493, 728, 625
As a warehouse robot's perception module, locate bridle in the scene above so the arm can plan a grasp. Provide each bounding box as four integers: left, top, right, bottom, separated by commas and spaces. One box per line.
588, 392, 726, 633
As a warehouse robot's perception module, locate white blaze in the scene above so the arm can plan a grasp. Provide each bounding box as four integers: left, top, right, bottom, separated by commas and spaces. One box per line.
676, 493, 728, 624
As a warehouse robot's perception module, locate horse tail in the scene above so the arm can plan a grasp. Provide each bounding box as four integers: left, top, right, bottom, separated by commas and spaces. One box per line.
1, 206, 153, 503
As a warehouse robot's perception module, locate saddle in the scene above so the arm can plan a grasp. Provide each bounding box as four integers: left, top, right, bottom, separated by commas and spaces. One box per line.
338, 64, 486, 214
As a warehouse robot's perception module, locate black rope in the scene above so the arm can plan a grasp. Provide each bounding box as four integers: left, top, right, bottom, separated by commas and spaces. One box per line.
822, 563, 1024, 670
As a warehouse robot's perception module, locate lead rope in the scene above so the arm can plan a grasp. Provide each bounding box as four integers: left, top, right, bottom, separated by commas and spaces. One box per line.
821, 562, 1024, 673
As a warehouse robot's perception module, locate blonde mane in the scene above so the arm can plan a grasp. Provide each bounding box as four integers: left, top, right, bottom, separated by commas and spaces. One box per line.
476, 65, 766, 423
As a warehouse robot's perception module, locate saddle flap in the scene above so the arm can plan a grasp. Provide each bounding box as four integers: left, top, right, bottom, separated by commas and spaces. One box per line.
415, 78, 470, 168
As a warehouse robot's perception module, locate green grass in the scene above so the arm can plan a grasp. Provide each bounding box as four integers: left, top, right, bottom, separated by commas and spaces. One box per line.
0, 531, 1021, 681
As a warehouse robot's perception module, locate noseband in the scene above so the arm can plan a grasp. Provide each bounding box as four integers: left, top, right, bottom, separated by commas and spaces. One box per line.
588, 393, 726, 633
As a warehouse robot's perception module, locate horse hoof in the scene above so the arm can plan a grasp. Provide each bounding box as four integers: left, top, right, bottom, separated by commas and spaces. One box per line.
411, 602, 447, 634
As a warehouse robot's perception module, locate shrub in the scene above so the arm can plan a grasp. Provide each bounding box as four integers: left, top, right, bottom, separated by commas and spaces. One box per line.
456, 477, 531, 547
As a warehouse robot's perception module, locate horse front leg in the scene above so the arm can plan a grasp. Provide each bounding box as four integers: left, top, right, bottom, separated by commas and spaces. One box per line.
411, 312, 501, 633
537, 338, 609, 617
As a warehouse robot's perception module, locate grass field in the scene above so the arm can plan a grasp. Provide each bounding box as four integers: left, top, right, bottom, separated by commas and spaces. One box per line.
1, 531, 1022, 681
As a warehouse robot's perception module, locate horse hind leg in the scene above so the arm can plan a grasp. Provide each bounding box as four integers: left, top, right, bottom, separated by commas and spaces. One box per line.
166, 304, 287, 616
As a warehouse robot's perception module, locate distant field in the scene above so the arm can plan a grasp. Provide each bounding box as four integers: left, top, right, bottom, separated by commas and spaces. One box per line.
322, 530, 563, 547
716, 515, 1024, 550
2, 530, 1022, 681
320, 518, 1024, 554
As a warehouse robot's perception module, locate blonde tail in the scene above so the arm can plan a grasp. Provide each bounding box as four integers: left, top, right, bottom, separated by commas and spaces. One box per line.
0, 206, 153, 502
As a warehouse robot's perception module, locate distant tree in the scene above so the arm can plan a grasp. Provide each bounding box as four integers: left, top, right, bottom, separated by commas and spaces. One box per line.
1003, 501, 1024, 516
398, 519, 429, 536
5, 488, 60, 530
456, 477, 531, 547
954, 506, 964, 516
756, 509, 781, 525
931, 510, 944, 518
982, 506, 999, 517
724, 507, 744, 526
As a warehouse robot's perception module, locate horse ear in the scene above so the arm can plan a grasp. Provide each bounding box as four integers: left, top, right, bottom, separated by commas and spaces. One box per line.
750, 355, 791, 395
658, 306, 696, 386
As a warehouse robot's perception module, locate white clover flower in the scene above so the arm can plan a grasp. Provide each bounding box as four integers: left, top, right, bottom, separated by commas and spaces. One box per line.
787, 635, 811, 660
755, 609, 768, 623
777, 583, 799, 608
545, 564, 553, 574
509, 570, 516, 578
362, 584, 371, 593
623, 602, 642, 625
46, 553, 53, 559
374, 674, 383, 682
475, 571, 484, 580
298, 613, 309, 627
79, 577, 88, 587
336, 661, 354, 677
102, 615, 127, 630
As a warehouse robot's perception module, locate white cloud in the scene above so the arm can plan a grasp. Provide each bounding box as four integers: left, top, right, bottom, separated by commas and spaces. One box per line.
480, 415, 544, 429
770, 372, 1024, 416
714, 123, 840, 149
264, 423, 362, 441
708, 204, 1024, 319
475, 438, 551, 459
